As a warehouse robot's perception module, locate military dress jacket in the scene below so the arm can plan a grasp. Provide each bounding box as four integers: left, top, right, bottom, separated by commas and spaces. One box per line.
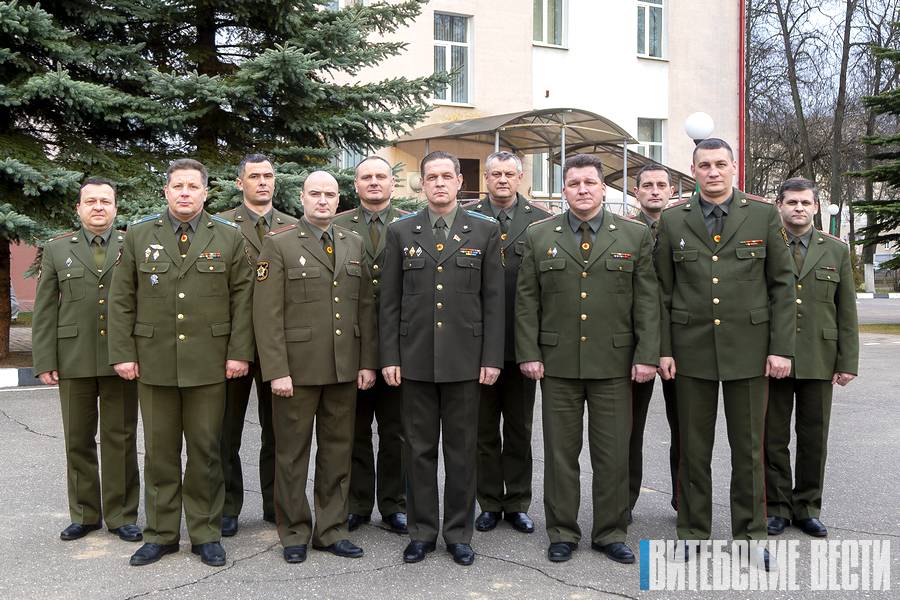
379, 207, 505, 383
465, 194, 552, 363
332, 205, 409, 306
32, 229, 126, 378
654, 189, 796, 381
253, 219, 378, 386
515, 210, 660, 379
108, 211, 255, 387
217, 203, 297, 265
790, 229, 859, 379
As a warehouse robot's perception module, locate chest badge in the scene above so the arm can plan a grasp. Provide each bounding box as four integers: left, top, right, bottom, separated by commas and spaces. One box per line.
299, 255, 307, 266
679, 238, 686, 250
149, 274, 159, 286
436, 243, 444, 252
547, 247, 558, 258
65, 257, 73, 267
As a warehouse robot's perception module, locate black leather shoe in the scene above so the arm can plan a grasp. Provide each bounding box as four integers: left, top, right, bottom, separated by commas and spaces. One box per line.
347, 513, 370, 532
446, 543, 475, 566
60, 522, 101, 541
191, 541, 226, 567
129, 542, 179, 566
591, 541, 635, 564
504, 512, 535, 533
221, 516, 238, 537
475, 511, 501, 532
109, 524, 143, 542
314, 539, 363, 558
283, 545, 308, 563
767, 516, 789, 536
547, 542, 577, 562
263, 512, 277, 524
403, 540, 436, 563
383, 512, 408, 534
795, 517, 827, 537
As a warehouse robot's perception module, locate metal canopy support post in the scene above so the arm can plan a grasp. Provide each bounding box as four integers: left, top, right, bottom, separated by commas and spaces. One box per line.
559, 116, 567, 202
425, 139, 430, 155
494, 130, 500, 152
622, 141, 628, 214
678, 179, 683, 199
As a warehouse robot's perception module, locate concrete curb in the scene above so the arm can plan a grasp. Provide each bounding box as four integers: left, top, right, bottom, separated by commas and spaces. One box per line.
856, 293, 900, 299
0, 368, 43, 389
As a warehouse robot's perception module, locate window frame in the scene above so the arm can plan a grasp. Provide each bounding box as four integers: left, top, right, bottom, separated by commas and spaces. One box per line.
636, 0, 666, 59
532, 0, 567, 48
433, 12, 473, 106
530, 152, 562, 198
635, 118, 665, 164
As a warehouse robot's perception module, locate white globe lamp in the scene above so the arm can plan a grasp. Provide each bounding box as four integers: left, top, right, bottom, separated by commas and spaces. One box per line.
684, 112, 715, 143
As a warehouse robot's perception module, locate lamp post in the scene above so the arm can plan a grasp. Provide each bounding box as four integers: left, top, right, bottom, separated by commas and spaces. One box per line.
684, 112, 715, 195
827, 203, 840, 236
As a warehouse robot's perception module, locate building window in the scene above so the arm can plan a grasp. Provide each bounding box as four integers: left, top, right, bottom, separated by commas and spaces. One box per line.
637, 0, 664, 58
434, 13, 470, 104
336, 148, 367, 170
530, 152, 562, 197
533, 0, 565, 46
636, 118, 664, 163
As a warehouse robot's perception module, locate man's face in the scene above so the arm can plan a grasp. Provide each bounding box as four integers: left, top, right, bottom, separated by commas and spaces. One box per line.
76, 184, 117, 233
164, 169, 207, 221
691, 148, 736, 199
777, 189, 817, 231
634, 170, 674, 214
563, 166, 605, 219
484, 159, 522, 203
354, 159, 394, 206
422, 158, 462, 210
301, 173, 340, 228
237, 161, 275, 207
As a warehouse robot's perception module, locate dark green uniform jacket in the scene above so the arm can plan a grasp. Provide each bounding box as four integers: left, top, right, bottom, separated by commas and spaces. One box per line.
108, 211, 255, 387
515, 210, 660, 378
217, 203, 297, 265
655, 190, 796, 380
33, 229, 126, 378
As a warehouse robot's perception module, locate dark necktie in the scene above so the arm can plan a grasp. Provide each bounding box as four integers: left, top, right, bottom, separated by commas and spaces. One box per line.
498, 210, 510, 236
711, 206, 724, 242
178, 223, 190, 257
792, 239, 805, 271
91, 236, 106, 271
370, 213, 382, 248
579, 221, 592, 261
322, 230, 335, 267
434, 217, 447, 241
255, 217, 268, 244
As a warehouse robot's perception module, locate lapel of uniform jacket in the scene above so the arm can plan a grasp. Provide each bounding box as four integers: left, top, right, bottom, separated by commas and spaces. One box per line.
152, 215, 183, 268
99, 231, 126, 279
354, 208, 379, 262
411, 209, 440, 263
798, 229, 827, 280
233, 203, 263, 256
375, 206, 402, 261
437, 207, 470, 266
178, 212, 215, 278
553, 213, 583, 266
506, 195, 535, 248
69, 230, 98, 277
583, 210, 618, 271
297, 219, 335, 273
333, 227, 349, 275
716, 192, 750, 250
682, 196, 717, 252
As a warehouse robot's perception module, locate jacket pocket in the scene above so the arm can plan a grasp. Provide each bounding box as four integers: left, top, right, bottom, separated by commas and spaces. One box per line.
672, 250, 698, 262
56, 325, 78, 339
58, 266, 86, 301
538, 331, 559, 346
613, 332, 635, 347
346, 263, 362, 277
133, 322, 154, 338
456, 256, 482, 293
822, 328, 838, 340
815, 269, 839, 302
736, 246, 766, 281
138, 262, 170, 297
210, 322, 231, 337
539, 258, 566, 272
197, 261, 227, 296
287, 267, 322, 303
671, 309, 690, 325
284, 327, 312, 342
750, 307, 770, 325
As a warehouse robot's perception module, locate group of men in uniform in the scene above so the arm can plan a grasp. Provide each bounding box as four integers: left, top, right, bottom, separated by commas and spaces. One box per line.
32, 138, 857, 570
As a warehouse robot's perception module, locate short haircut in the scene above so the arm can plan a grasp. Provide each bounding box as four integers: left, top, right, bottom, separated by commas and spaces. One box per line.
355, 155, 392, 176
635, 164, 672, 187
485, 151, 523, 174
692, 137, 734, 163
420, 150, 460, 176
562, 153, 604, 181
237, 153, 273, 178
776, 177, 819, 203
166, 158, 208, 186
79, 177, 117, 203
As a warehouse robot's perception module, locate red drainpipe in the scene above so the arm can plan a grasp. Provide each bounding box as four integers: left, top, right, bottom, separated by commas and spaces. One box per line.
738, 0, 747, 190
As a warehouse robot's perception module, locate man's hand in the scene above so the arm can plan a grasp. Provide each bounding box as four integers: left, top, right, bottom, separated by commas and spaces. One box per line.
832, 372, 856, 386
37, 370, 59, 386
113, 362, 140, 380
358, 369, 376, 390
271, 376, 293, 397
765, 355, 792, 379
226, 360, 250, 379
658, 357, 676, 380
479, 367, 501, 386
382, 366, 401, 387
632, 364, 657, 384
519, 361, 544, 381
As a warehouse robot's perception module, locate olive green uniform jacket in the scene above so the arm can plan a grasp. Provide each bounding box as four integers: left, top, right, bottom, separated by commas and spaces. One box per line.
108, 211, 255, 386
515, 210, 660, 377
217, 203, 297, 265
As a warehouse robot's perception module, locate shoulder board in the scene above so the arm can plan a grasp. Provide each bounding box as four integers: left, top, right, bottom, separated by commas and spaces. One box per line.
746, 195, 774, 204
614, 213, 648, 228
130, 213, 161, 225
466, 210, 497, 223
333, 208, 357, 218
395, 207, 411, 216
335, 224, 361, 238
46, 230, 79, 243
527, 214, 558, 228
393, 212, 417, 222
664, 199, 689, 210
211, 215, 238, 228
819, 230, 846, 244
268, 223, 297, 236
460, 199, 480, 209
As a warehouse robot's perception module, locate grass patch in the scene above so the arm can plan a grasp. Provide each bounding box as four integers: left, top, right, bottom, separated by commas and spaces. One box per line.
11, 312, 32, 327
859, 324, 900, 335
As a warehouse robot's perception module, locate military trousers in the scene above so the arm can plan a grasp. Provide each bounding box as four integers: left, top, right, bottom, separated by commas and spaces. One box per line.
402, 379, 479, 545
348, 372, 406, 518
138, 382, 225, 545
629, 376, 679, 511
541, 376, 631, 546
220, 360, 275, 520
675, 375, 768, 541
59, 376, 139, 527
765, 377, 833, 521
273, 382, 355, 548
476, 362, 536, 513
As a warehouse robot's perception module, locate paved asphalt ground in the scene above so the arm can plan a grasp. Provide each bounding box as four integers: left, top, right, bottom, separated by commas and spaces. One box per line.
1, 301, 898, 599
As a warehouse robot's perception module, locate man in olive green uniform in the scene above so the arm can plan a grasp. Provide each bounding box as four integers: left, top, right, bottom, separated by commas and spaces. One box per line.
109, 159, 255, 567
627, 164, 680, 516
33, 177, 141, 544
254, 170, 377, 564
333, 156, 408, 535
655, 139, 795, 568
216, 154, 297, 536
467, 151, 550, 535
380, 151, 504, 567
766, 178, 858, 538
516, 154, 659, 565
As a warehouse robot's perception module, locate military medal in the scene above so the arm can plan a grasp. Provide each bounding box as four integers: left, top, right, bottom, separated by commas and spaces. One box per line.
740, 240, 764, 246
460, 248, 481, 257
713, 234, 721, 244
436, 243, 444, 252
150, 274, 159, 286
611, 252, 633, 259
581, 242, 591, 252
180, 232, 189, 244
256, 261, 269, 281
452, 234, 461, 242
65, 257, 73, 267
